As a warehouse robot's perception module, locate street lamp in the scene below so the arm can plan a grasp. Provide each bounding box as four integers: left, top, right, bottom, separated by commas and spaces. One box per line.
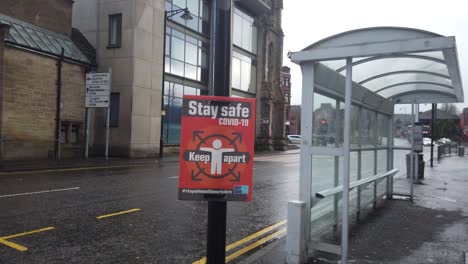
159, 8, 193, 159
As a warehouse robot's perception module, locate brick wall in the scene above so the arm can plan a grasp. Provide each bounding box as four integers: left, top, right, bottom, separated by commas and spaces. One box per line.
0, 0, 73, 35
1, 47, 86, 160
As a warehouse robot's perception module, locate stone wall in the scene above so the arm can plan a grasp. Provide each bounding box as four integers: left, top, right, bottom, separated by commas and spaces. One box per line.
1, 47, 86, 160
0, 0, 73, 35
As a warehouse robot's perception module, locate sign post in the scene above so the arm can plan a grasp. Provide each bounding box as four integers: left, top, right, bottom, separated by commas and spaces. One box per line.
179, 96, 255, 263
85, 72, 111, 159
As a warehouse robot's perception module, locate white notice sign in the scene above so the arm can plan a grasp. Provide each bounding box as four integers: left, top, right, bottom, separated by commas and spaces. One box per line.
414, 125, 423, 152
86, 73, 111, 108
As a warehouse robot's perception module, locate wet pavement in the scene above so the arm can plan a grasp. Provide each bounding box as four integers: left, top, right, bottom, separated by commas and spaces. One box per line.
0, 151, 299, 263
254, 150, 468, 264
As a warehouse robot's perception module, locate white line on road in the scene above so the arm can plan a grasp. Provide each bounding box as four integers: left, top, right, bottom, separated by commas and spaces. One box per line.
284, 163, 299, 167
0, 187, 80, 198
169, 176, 179, 179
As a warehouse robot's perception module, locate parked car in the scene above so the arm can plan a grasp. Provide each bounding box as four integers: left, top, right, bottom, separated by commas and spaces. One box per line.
437, 138, 450, 144
423, 137, 432, 146
287, 135, 301, 144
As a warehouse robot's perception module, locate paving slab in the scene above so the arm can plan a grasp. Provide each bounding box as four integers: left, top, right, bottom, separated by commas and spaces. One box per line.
252, 154, 468, 264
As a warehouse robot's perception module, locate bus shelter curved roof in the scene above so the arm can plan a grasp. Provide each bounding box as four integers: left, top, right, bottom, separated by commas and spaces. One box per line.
289, 27, 464, 104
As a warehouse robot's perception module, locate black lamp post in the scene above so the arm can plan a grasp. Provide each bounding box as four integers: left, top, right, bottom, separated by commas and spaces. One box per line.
159, 8, 193, 159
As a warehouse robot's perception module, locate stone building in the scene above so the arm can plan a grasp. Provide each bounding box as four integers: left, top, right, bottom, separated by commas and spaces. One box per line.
72, 0, 286, 157
461, 108, 468, 142
289, 105, 301, 135
281, 66, 291, 135
0, 0, 95, 160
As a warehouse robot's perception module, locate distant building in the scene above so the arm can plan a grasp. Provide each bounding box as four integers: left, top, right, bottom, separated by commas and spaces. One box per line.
281, 66, 291, 134
420, 109, 460, 140
393, 114, 413, 138
0, 0, 95, 160
460, 108, 468, 142
73, 0, 286, 156
290, 105, 301, 135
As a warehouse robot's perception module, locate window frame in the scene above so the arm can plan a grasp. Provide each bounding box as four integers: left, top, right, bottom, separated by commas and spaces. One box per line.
108, 13, 122, 48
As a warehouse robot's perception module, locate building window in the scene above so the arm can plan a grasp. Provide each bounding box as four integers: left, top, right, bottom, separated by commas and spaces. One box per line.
232, 50, 256, 94
108, 14, 122, 48
162, 81, 204, 144
71, 124, 79, 144
110, 93, 120, 127
165, 27, 209, 83
60, 124, 67, 144
166, 0, 210, 35
233, 7, 257, 54
60, 122, 81, 144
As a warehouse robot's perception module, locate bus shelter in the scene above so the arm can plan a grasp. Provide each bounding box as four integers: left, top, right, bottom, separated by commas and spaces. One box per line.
285, 27, 464, 264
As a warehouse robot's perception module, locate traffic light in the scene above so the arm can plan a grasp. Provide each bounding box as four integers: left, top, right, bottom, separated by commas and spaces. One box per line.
319, 119, 328, 134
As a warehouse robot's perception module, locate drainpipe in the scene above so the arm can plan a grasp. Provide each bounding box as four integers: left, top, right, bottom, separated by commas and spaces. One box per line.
54, 48, 64, 160
0, 24, 11, 160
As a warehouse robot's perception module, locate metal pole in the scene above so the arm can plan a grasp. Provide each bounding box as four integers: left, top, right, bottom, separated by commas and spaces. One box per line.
356, 107, 362, 220
430, 103, 436, 167
333, 99, 340, 232
387, 114, 393, 199
410, 103, 415, 201
105, 68, 111, 160
206, 1, 231, 263
159, 12, 168, 159
85, 107, 90, 159
415, 104, 419, 183
299, 63, 315, 257
373, 112, 378, 209
54, 48, 64, 160
341, 57, 353, 264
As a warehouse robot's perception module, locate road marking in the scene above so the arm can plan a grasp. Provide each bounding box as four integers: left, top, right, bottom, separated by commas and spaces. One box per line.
0, 187, 80, 198
0, 226, 55, 251
0, 238, 27, 251
226, 228, 286, 262
225, 220, 286, 251
284, 163, 299, 167
192, 220, 287, 264
169, 176, 179, 179
96, 208, 141, 219
0, 164, 146, 175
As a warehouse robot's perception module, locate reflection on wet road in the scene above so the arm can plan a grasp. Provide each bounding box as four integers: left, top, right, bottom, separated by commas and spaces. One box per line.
0, 153, 300, 263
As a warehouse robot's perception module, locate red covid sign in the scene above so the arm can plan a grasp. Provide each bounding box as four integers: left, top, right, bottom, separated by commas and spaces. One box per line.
178, 95, 255, 201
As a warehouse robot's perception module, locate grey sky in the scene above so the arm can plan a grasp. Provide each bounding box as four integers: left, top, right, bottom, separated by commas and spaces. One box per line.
282, 0, 468, 111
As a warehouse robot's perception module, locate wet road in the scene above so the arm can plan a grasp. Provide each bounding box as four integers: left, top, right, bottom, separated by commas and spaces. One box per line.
0, 153, 299, 264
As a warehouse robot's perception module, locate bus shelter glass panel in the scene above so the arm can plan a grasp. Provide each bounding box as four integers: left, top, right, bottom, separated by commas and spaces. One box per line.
313, 93, 342, 147
392, 104, 415, 195
310, 154, 359, 238
377, 113, 389, 147
393, 105, 413, 148
350, 105, 360, 149
359, 150, 375, 207
360, 109, 377, 148
377, 149, 388, 196
310, 154, 341, 237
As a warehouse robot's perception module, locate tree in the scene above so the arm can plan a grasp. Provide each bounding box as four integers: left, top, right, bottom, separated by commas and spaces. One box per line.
439, 103, 459, 115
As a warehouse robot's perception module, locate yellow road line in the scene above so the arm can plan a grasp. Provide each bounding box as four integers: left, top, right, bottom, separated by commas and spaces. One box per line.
0, 226, 55, 252
96, 208, 141, 219
192, 257, 206, 264
1, 227, 55, 240
0, 164, 146, 175
192, 220, 287, 264
226, 220, 286, 251
0, 238, 27, 251
226, 228, 286, 263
